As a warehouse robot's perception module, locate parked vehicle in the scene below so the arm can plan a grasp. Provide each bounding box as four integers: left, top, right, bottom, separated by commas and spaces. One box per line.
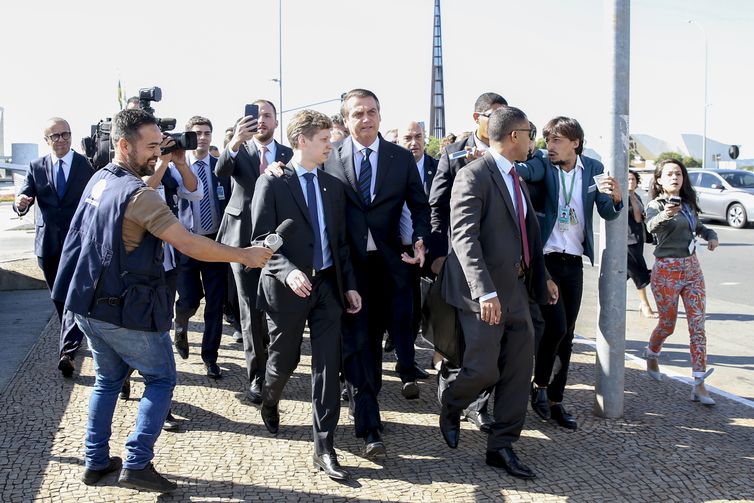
688, 169, 754, 228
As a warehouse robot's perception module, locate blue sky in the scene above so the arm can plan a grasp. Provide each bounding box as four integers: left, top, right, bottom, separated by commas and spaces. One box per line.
2, 0, 752, 158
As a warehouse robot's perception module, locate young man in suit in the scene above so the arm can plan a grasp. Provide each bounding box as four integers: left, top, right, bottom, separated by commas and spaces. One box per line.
427, 92, 507, 432
251, 110, 361, 481
215, 100, 293, 403
520, 116, 623, 430
323, 89, 430, 457
171, 116, 232, 379
13, 117, 94, 378
438, 106, 554, 480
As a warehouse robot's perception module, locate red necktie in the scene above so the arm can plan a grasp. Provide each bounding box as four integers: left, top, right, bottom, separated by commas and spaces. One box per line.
509, 165, 530, 268
259, 146, 269, 175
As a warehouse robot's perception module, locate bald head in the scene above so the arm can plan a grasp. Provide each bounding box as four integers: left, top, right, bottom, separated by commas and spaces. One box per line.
43, 117, 72, 158
399, 121, 425, 162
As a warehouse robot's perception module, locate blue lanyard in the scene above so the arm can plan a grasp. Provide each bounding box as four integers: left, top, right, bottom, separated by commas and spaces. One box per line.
680, 202, 696, 234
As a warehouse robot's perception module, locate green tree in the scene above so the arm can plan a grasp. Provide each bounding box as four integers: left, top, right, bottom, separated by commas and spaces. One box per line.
654, 151, 684, 164
682, 156, 701, 167
426, 135, 441, 159
535, 137, 546, 150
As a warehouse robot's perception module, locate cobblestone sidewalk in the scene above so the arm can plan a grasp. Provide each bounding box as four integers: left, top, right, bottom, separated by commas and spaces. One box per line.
1, 310, 752, 502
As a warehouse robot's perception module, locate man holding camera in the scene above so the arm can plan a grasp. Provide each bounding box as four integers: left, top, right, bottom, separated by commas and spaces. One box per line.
171, 116, 233, 379
13, 117, 94, 378
215, 100, 292, 403
52, 109, 272, 492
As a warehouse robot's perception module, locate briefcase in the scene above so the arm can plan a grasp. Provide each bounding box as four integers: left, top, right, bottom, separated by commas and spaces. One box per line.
421, 265, 464, 368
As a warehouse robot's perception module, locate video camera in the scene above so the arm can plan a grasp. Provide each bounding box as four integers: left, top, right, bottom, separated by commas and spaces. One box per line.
82, 86, 197, 169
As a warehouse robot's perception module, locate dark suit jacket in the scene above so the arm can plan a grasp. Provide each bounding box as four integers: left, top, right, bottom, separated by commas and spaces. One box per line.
13, 151, 94, 258
441, 152, 548, 313
216, 140, 292, 247
322, 136, 430, 291
251, 163, 356, 312
428, 134, 479, 258
519, 150, 622, 264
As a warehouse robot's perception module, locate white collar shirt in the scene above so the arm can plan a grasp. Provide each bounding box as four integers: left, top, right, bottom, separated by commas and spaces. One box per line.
352, 137, 380, 251
51, 149, 74, 187
544, 155, 585, 256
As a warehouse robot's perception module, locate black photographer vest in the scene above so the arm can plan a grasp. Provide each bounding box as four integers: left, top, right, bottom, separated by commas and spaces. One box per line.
52, 163, 172, 332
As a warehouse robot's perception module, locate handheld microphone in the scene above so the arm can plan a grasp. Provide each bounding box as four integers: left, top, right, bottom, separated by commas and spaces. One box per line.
245, 219, 296, 271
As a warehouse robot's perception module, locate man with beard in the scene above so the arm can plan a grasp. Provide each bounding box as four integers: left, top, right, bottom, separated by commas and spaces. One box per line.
52, 109, 272, 492
171, 116, 232, 379
216, 100, 292, 403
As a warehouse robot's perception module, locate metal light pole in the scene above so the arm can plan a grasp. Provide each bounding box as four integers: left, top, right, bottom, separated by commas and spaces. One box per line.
594, 0, 629, 419
688, 19, 708, 169
277, 0, 284, 143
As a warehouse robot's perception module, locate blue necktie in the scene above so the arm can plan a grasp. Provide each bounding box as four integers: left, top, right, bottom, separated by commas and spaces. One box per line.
358, 148, 372, 206
55, 160, 66, 199
303, 172, 324, 271
195, 160, 213, 232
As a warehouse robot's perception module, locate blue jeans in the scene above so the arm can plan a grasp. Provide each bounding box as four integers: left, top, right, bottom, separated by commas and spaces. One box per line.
76, 315, 176, 471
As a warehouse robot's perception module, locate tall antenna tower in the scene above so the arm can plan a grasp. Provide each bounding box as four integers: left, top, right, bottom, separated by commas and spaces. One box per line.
429, 0, 446, 139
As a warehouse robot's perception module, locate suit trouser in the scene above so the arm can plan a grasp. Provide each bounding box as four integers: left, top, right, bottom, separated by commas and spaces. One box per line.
534, 253, 583, 403
463, 298, 545, 416
263, 270, 342, 456
175, 251, 227, 365
230, 263, 269, 382
39, 255, 84, 359
343, 252, 414, 437
442, 278, 533, 450
224, 267, 242, 332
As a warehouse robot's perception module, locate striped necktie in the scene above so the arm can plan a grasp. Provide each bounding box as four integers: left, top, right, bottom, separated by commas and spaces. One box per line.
195, 160, 213, 232
359, 148, 372, 205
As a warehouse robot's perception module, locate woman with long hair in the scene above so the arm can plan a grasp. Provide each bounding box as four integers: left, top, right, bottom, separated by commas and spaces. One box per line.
626, 170, 657, 318
644, 159, 719, 405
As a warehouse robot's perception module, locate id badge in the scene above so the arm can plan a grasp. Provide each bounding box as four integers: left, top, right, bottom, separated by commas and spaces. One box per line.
216, 185, 226, 201
569, 207, 578, 226
558, 205, 570, 231
688, 237, 696, 255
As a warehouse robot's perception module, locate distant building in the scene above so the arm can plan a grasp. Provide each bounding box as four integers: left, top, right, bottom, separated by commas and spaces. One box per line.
630, 133, 750, 169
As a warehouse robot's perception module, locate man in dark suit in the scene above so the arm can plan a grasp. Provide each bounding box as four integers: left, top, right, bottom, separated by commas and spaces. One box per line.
322, 89, 430, 457
518, 117, 622, 430
215, 100, 293, 402
386, 121, 437, 372
171, 116, 233, 379
13, 117, 93, 377
438, 106, 553, 480
427, 92, 507, 431
251, 110, 361, 481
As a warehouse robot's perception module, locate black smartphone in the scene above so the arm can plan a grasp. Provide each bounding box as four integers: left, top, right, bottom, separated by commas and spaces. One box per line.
668, 196, 682, 207
244, 104, 259, 119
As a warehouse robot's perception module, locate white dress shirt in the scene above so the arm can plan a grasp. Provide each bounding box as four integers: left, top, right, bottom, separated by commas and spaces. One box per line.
479, 150, 528, 302
352, 137, 380, 251
543, 156, 586, 257
293, 162, 332, 270
400, 155, 426, 245
187, 152, 220, 235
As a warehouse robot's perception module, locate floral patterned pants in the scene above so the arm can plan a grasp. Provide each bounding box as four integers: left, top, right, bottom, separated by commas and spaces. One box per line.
649, 255, 707, 373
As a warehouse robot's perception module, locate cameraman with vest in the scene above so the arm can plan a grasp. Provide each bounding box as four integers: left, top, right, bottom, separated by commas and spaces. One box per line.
52, 109, 272, 493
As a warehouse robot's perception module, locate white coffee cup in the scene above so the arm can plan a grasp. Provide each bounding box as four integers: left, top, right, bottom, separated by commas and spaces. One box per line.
593, 173, 611, 194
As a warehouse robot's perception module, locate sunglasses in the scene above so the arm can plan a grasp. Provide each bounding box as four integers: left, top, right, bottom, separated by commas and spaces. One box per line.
512, 128, 536, 141
47, 132, 72, 142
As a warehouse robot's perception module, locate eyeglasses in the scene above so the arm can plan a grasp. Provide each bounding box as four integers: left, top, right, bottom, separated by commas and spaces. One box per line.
47, 132, 71, 142
512, 128, 536, 141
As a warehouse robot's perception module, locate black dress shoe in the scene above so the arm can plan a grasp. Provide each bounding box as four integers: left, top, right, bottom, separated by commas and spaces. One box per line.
82, 456, 122, 485
58, 355, 74, 378
550, 404, 578, 430
261, 403, 280, 434
530, 386, 551, 420
364, 430, 386, 458
246, 377, 263, 404
439, 405, 461, 448
205, 362, 222, 379
162, 411, 179, 432
174, 331, 189, 360
313, 452, 350, 481
463, 409, 493, 434
486, 447, 536, 479
401, 381, 420, 400
120, 379, 131, 400
414, 364, 430, 380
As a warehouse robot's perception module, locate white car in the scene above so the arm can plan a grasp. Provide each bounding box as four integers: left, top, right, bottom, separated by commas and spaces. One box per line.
688, 169, 754, 229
